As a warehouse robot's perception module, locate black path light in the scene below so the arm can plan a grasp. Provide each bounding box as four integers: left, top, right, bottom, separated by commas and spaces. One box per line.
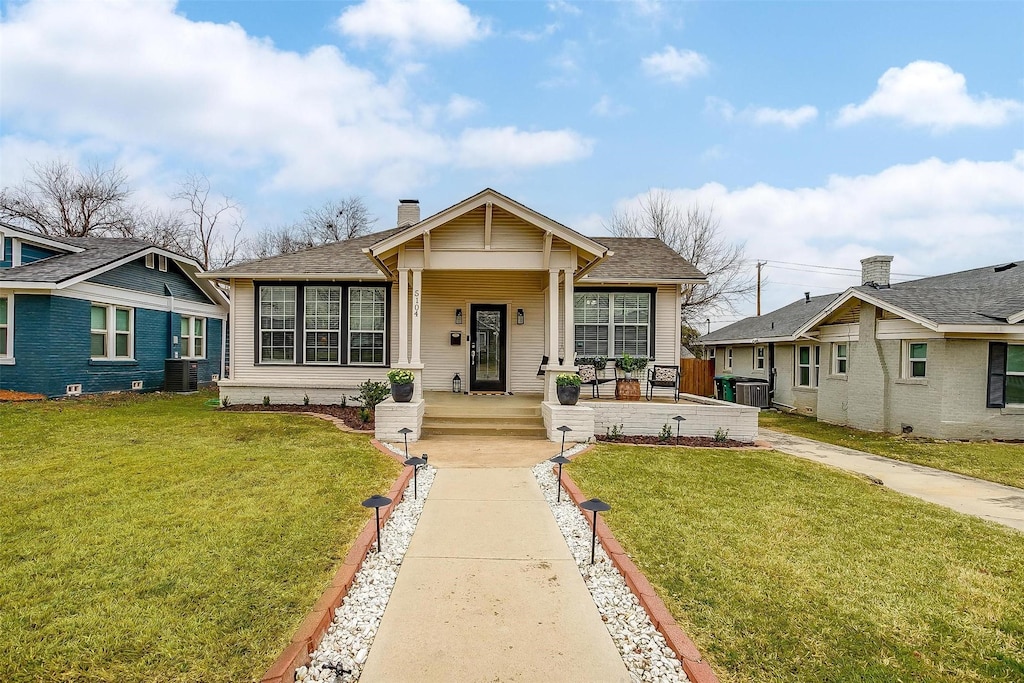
404, 456, 426, 499
398, 427, 413, 459
557, 425, 572, 456
550, 455, 571, 503
579, 498, 611, 564
362, 494, 393, 553
673, 415, 686, 445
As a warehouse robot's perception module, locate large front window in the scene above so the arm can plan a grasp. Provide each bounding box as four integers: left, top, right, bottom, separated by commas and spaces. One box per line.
91, 304, 133, 359
259, 286, 296, 363
574, 291, 651, 358
349, 287, 386, 365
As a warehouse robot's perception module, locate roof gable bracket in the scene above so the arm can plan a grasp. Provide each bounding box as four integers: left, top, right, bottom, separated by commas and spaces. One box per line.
542, 232, 552, 270
484, 202, 492, 250
423, 231, 431, 269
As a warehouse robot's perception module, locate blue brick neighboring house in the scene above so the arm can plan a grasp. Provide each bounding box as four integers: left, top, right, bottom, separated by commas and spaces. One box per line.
0, 223, 228, 397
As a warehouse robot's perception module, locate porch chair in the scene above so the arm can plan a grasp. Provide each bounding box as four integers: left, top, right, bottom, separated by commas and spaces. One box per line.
577, 364, 615, 399
646, 365, 681, 402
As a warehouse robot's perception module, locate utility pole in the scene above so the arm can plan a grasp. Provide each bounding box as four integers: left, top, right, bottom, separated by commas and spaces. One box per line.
756, 261, 767, 315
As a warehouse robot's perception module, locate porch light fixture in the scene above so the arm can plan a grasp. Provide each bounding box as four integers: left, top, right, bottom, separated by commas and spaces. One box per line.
398, 426, 413, 459
579, 498, 611, 564
361, 494, 392, 553
404, 456, 426, 499
673, 415, 685, 445
550, 454, 570, 502
517, 308, 525, 325
452, 373, 462, 393
455, 308, 463, 325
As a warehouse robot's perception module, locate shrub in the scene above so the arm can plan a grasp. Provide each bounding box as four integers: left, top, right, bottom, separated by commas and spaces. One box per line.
359, 407, 371, 425
556, 373, 582, 387
262, 395, 270, 407
302, 393, 310, 406
616, 354, 648, 374
607, 423, 624, 441
715, 427, 730, 442
220, 396, 230, 408
659, 423, 673, 441
386, 368, 415, 385
350, 379, 390, 412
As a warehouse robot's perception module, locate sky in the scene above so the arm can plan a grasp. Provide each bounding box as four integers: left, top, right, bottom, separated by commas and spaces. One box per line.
1, 0, 1022, 328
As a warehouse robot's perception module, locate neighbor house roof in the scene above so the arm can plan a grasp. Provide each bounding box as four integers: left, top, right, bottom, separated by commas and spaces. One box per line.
700, 293, 842, 345
0, 236, 152, 284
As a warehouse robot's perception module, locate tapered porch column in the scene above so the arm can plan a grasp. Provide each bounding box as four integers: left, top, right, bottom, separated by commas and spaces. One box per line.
411, 269, 422, 365
548, 269, 560, 363
562, 268, 574, 368
398, 268, 409, 364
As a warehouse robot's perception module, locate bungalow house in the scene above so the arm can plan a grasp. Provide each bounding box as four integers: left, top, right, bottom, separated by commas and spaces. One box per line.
701, 256, 1024, 440
0, 223, 227, 397
201, 189, 762, 442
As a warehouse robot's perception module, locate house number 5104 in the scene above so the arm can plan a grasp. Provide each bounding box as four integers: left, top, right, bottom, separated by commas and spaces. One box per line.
413, 289, 420, 318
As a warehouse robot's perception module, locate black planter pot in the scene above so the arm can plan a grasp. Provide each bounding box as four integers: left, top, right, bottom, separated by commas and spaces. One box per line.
391, 383, 414, 403
556, 384, 580, 406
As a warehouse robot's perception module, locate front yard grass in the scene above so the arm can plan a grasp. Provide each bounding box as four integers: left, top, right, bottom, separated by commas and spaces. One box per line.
569, 444, 1024, 683
0, 391, 400, 682
759, 410, 1024, 489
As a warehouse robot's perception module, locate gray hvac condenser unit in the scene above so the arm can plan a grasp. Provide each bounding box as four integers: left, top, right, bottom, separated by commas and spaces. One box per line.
735, 381, 769, 409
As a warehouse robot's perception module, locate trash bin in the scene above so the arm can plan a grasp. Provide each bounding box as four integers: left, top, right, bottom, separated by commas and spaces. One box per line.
714, 375, 737, 402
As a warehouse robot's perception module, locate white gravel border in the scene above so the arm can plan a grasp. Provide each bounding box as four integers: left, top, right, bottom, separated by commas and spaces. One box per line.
297, 444, 435, 683
533, 458, 687, 682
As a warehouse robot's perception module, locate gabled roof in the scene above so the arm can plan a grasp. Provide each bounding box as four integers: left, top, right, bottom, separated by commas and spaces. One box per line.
585, 237, 706, 282
700, 293, 841, 345
0, 223, 86, 254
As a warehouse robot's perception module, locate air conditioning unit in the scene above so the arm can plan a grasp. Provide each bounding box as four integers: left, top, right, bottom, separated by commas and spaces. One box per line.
165, 359, 198, 392
735, 381, 769, 409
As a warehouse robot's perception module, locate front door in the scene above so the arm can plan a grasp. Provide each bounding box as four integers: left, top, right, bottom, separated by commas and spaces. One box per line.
469, 304, 507, 392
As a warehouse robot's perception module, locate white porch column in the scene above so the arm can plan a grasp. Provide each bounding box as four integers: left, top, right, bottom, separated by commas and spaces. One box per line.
562, 268, 574, 368
398, 268, 409, 364
548, 269, 560, 363
411, 269, 422, 364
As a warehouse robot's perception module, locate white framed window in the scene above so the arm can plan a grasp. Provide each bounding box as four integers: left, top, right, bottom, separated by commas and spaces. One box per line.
145, 253, 155, 269
574, 291, 651, 358
348, 286, 386, 365
304, 286, 341, 364
0, 293, 11, 358
91, 304, 133, 359
1007, 345, 1024, 406
755, 345, 765, 370
904, 341, 927, 378
796, 344, 819, 387
180, 316, 206, 359
158, 255, 168, 272
259, 286, 296, 363
726, 346, 733, 370
833, 343, 848, 375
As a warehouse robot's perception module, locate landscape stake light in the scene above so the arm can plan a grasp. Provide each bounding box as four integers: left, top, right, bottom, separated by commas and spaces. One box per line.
673, 415, 685, 445
550, 455, 570, 502
398, 427, 413, 459
579, 498, 611, 564
422, 453, 428, 467
557, 424, 572, 455
361, 494, 393, 553
404, 456, 426, 499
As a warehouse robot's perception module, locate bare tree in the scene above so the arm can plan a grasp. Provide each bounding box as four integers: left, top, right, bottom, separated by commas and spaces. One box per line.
245, 224, 306, 260
299, 195, 377, 244
606, 189, 754, 325
0, 159, 136, 237
171, 172, 243, 269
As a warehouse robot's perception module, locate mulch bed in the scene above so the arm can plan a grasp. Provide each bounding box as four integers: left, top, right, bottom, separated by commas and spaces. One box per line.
596, 434, 750, 448
223, 404, 374, 431
0, 389, 47, 402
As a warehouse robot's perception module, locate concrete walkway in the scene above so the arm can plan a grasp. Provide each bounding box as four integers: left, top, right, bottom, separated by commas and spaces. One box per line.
761, 428, 1024, 532
361, 438, 629, 682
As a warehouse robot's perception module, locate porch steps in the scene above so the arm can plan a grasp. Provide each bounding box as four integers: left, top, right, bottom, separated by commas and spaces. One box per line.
421, 403, 547, 437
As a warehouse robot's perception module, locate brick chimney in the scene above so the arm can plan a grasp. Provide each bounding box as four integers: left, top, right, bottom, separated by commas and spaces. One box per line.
397, 199, 420, 227
860, 255, 893, 288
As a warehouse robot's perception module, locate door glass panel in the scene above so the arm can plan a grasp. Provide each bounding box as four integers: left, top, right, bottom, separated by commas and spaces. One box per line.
475, 310, 501, 381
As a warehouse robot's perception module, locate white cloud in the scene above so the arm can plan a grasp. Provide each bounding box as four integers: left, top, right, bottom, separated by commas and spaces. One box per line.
546, 0, 581, 16
706, 97, 817, 129
610, 152, 1024, 313
336, 0, 489, 51
445, 94, 484, 120
642, 47, 709, 84
455, 127, 594, 169
590, 95, 630, 118
0, 0, 584, 194
511, 23, 560, 42
837, 61, 1024, 132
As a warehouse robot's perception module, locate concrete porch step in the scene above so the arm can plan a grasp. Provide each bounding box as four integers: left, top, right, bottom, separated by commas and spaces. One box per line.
423, 415, 543, 427
421, 422, 549, 438
424, 406, 541, 419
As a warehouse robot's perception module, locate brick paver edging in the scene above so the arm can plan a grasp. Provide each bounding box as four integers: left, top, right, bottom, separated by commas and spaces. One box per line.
557, 467, 720, 683
260, 440, 412, 683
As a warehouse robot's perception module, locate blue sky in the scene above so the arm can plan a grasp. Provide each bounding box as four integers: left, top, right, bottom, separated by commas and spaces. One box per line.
2, 0, 1022, 325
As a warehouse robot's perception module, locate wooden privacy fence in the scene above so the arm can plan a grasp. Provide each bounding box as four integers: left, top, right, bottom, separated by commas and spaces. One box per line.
679, 358, 715, 397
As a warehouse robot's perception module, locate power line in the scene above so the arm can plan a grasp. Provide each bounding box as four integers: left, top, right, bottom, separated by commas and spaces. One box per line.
760, 259, 927, 278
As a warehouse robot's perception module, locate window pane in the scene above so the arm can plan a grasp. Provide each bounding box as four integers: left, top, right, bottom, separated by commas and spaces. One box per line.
574, 325, 608, 356
181, 317, 189, 337
115, 334, 129, 357
193, 338, 203, 357
911, 360, 927, 378
909, 343, 927, 359
574, 293, 609, 324
0, 328, 7, 355
0, 297, 6, 324
799, 367, 810, 385
91, 305, 106, 330
91, 333, 106, 356
115, 309, 130, 332
837, 344, 847, 358
799, 347, 809, 364
1007, 345, 1024, 373
195, 318, 204, 337
1006, 375, 1024, 405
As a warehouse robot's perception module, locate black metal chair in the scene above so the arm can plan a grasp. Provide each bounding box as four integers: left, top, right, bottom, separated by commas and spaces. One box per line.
578, 364, 616, 399
646, 365, 681, 402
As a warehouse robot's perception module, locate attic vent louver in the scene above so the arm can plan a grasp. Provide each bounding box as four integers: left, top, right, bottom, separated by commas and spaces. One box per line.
994, 263, 1018, 272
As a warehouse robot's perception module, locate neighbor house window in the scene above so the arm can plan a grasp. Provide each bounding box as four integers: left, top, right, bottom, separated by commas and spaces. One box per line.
573, 291, 651, 357
833, 343, 848, 375
796, 345, 819, 387
0, 294, 10, 357
726, 347, 733, 370
305, 286, 341, 363
1006, 345, 1024, 405
755, 345, 765, 370
145, 253, 155, 269
158, 255, 168, 272
348, 287, 386, 365
91, 304, 133, 359
259, 286, 296, 363
180, 316, 206, 359
905, 342, 927, 378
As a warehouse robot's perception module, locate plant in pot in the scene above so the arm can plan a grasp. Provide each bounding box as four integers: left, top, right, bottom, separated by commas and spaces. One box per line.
616, 353, 637, 378
555, 373, 582, 406
386, 368, 415, 403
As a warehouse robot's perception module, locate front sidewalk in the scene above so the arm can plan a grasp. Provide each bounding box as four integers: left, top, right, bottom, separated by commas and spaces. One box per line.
761, 428, 1024, 532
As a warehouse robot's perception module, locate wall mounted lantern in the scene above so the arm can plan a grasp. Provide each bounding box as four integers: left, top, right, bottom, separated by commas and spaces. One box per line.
455, 308, 463, 325
517, 308, 525, 325
452, 373, 462, 393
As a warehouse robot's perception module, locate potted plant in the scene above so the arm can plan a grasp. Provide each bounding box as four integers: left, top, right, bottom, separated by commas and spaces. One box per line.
555, 373, 582, 406
616, 353, 637, 378
386, 368, 415, 403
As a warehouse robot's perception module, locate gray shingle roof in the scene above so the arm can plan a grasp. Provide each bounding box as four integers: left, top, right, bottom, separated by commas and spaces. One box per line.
585, 237, 706, 281
700, 293, 841, 343
0, 236, 152, 283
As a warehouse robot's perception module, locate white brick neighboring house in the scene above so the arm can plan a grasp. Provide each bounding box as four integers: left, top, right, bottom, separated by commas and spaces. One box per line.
700, 256, 1024, 441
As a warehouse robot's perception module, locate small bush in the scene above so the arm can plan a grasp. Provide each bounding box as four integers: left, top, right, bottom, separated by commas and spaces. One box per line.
607, 423, 624, 441
359, 407, 371, 425
556, 373, 582, 387
715, 427, 730, 442
302, 394, 310, 406
349, 379, 390, 412
221, 396, 230, 408
262, 395, 270, 407
659, 423, 673, 442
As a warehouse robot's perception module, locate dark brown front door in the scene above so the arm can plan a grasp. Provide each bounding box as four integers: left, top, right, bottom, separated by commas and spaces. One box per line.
469, 304, 507, 392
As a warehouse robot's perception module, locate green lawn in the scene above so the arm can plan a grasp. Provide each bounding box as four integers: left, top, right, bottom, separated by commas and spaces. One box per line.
758, 411, 1024, 489
569, 445, 1024, 683
0, 391, 400, 683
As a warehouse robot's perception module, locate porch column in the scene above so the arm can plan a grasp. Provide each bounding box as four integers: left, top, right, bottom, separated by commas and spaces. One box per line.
562, 268, 574, 368
411, 269, 422, 364
548, 269, 560, 363
398, 268, 409, 364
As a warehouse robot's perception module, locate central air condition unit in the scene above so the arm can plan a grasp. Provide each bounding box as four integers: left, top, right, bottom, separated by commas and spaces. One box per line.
735, 381, 769, 409
164, 358, 198, 392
